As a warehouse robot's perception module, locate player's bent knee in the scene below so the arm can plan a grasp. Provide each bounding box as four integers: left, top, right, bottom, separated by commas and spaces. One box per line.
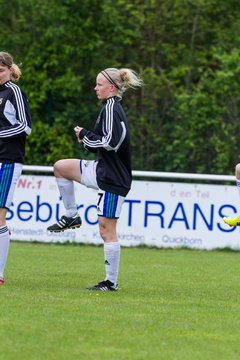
53, 160, 65, 177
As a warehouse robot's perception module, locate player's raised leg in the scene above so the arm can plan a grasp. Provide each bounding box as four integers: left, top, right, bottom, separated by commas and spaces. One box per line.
47, 159, 82, 232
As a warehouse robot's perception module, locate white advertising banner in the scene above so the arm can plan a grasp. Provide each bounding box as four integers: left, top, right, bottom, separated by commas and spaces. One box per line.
7, 175, 240, 250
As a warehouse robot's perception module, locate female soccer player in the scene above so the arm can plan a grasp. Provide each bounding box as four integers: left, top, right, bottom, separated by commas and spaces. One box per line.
0, 51, 32, 285
47, 67, 143, 291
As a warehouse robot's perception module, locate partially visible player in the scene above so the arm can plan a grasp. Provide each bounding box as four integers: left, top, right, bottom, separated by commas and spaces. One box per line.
47, 67, 143, 291
0, 51, 32, 285
223, 163, 240, 226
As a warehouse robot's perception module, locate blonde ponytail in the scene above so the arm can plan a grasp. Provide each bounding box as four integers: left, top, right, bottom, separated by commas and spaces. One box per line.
10, 64, 21, 82
102, 67, 143, 99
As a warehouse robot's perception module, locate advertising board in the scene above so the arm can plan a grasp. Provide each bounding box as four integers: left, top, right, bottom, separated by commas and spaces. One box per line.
7, 175, 240, 250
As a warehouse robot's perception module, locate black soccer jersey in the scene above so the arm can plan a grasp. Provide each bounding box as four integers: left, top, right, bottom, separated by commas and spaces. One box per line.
79, 96, 132, 197
0, 81, 32, 163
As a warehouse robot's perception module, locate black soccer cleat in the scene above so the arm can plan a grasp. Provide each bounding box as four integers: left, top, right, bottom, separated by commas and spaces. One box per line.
87, 280, 118, 291
47, 215, 82, 232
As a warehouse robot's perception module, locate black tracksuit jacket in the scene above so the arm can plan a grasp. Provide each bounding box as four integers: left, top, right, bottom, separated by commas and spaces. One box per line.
0, 81, 32, 164
79, 96, 132, 197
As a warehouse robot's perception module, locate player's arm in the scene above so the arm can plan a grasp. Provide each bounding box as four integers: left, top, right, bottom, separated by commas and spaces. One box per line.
74, 125, 97, 153
0, 89, 32, 138
78, 110, 126, 152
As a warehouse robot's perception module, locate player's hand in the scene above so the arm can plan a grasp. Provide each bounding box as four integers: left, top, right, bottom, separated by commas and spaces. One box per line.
74, 126, 83, 143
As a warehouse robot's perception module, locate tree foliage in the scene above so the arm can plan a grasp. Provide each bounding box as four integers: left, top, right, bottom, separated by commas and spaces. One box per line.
1, 0, 240, 174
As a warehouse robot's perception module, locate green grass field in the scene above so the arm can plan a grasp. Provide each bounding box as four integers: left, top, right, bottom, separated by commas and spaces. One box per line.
1, 242, 240, 360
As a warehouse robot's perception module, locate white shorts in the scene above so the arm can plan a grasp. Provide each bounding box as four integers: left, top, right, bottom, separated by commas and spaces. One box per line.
0, 162, 22, 209
79, 160, 125, 219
